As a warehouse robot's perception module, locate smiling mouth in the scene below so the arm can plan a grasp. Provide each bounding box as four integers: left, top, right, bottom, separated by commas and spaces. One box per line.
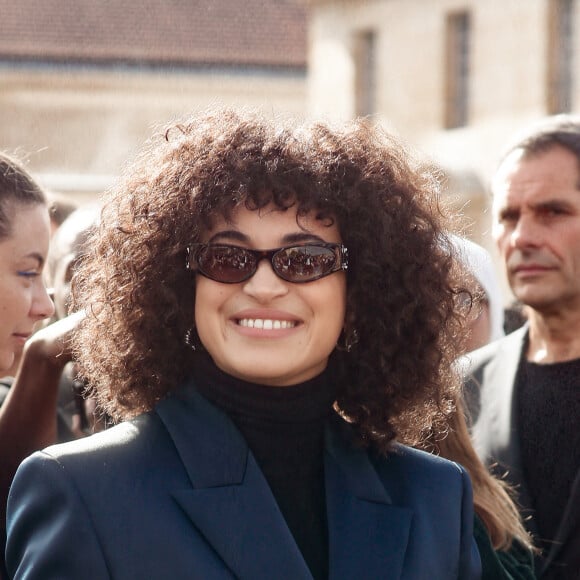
237, 318, 297, 330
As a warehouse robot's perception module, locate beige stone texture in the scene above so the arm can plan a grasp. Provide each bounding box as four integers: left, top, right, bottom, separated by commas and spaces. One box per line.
307, 0, 580, 301
0, 67, 306, 201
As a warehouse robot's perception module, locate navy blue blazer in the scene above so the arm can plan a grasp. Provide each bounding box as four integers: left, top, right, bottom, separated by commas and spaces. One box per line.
6, 381, 481, 579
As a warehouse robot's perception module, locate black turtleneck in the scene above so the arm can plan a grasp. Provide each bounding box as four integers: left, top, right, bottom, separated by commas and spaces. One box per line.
517, 356, 580, 551
191, 354, 336, 580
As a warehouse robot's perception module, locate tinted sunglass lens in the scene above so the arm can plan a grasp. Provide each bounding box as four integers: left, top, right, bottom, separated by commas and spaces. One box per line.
192, 243, 343, 283
273, 246, 337, 282
198, 246, 255, 283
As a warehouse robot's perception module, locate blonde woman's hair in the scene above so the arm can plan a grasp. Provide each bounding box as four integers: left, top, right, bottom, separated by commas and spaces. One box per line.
420, 396, 534, 552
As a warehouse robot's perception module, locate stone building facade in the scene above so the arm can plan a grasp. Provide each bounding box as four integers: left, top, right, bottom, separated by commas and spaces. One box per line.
0, 0, 307, 201
307, 0, 580, 246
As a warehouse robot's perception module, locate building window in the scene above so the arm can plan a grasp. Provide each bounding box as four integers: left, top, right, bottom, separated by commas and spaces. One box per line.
445, 11, 471, 129
354, 30, 376, 117
547, 0, 574, 113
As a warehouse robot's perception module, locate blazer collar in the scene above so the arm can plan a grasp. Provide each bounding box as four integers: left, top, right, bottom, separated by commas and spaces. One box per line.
474, 326, 527, 473
324, 417, 412, 579
156, 381, 412, 580
472, 326, 539, 529
156, 382, 309, 579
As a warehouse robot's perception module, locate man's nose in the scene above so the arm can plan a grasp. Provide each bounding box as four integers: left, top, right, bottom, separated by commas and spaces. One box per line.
510, 214, 541, 249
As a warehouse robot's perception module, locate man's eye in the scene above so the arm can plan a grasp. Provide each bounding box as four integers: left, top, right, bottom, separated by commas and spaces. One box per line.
500, 213, 517, 223
539, 207, 565, 217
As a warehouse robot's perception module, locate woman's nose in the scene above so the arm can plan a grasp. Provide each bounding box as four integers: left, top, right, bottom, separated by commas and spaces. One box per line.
32, 282, 56, 321
242, 260, 289, 302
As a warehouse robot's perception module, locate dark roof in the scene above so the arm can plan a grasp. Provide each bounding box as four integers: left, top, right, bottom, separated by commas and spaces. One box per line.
0, 0, 307, 69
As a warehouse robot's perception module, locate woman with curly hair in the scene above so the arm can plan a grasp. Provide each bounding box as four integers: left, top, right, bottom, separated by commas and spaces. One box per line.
6, 110, 481, 579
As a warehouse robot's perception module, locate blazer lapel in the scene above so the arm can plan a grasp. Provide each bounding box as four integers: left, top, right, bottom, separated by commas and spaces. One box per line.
473, 326, 538, 531
325, 419, 412, 580
156, 383, 312, 580
472, 328, 527, 473
478, 327, 526, 470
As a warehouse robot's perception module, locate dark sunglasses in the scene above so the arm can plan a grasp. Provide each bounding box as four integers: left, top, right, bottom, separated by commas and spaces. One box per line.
186, 242, 348, 284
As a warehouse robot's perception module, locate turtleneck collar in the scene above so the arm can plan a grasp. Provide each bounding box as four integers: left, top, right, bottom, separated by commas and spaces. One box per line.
190, 353, 337, 427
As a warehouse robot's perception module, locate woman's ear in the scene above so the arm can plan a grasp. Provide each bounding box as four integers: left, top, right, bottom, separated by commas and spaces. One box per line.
337, 312, 359, 353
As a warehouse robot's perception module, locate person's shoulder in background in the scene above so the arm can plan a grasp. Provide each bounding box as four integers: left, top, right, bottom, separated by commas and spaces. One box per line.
473, 513, 535, 580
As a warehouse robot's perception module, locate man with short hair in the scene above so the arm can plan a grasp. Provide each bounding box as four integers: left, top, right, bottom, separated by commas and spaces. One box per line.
465, 115, 580, 579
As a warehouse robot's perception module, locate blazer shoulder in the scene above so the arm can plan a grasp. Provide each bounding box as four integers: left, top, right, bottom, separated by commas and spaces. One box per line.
37, 411, 166, 471
372, 444, 479, 577
391, 443, 467, 477
374, 443, 472, 500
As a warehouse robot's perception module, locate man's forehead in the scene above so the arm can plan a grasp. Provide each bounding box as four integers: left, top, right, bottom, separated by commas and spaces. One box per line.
493, 145, 580, 199
491, 149, 525, 196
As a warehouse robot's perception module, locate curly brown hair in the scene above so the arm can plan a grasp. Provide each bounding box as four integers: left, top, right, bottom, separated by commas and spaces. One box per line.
73, 108, 463, 453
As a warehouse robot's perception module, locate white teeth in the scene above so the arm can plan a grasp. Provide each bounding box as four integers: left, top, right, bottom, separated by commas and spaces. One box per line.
238, 318, 296, 329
